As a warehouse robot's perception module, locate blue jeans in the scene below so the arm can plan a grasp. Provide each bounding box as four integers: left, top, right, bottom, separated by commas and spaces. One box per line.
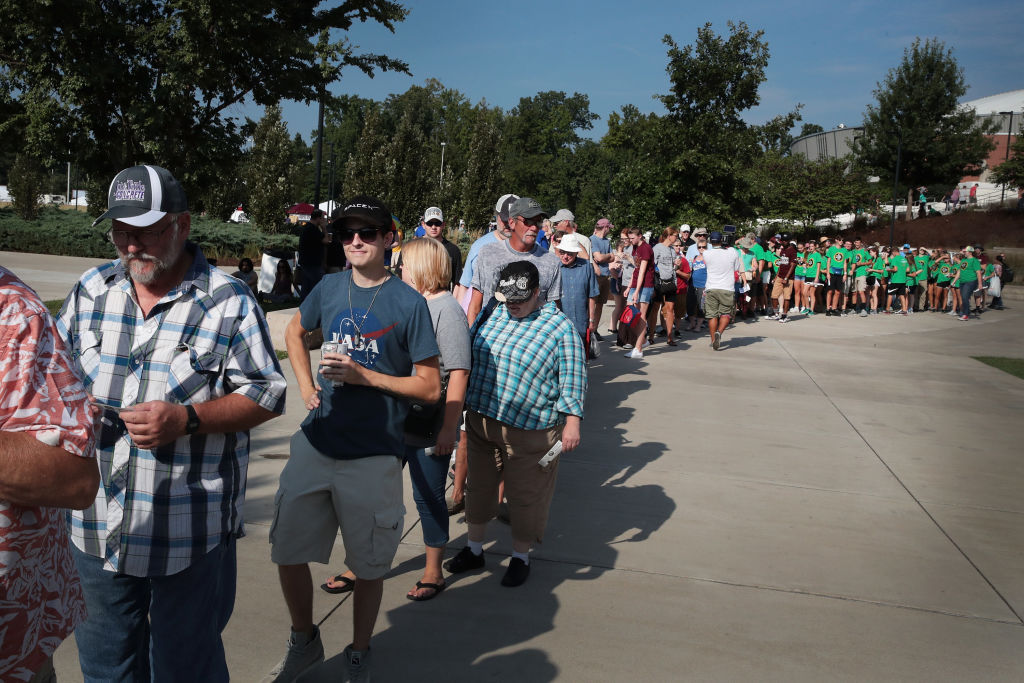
72, 537, 236, 683
405, 444, 450, 547
959, 281, 977, 317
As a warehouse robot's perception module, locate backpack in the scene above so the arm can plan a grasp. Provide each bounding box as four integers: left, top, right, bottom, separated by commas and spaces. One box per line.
1002, 266, 1014, 284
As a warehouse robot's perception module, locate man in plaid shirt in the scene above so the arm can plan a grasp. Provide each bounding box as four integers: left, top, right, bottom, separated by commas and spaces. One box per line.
57, 165, 286, 682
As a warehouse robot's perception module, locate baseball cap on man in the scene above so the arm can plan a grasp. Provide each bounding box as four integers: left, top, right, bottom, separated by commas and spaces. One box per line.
508, 197, 548, 221
92, 165, 188, 227
494, 261, 540, 303
424, 206, 444, 223
494, 193, 520, 221
680, 224, 691, 234
551, 208, 575, 223
595, 217, 613, 229
709, 231, 723, 243
692, 226, 708, 236
334, 195, 392, 230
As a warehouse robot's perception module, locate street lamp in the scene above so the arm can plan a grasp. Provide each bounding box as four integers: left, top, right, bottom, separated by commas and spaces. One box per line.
439, 142, 446, 189
999, 111, 1015, 204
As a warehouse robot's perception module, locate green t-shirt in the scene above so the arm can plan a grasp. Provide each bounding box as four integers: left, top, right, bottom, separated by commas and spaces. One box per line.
804, 252, 823, 281
936, 262, 953, 284
888, 254, 909, 284
853, 249, 871, 277
765, 251, 778, 273
983, 263, 995, 284
917, 255, 932, 282
751, 242, 765, 265
904, 254, 919, 286
826, 247, 850, 274
741, 251, 757, 271
795, 251, 806, 277
871, 256, 887, 279
959, 257, 982, 283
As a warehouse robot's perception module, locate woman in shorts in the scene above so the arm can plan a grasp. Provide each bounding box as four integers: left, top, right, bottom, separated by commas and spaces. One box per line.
865, 245, 883, 313
792, 241, 806, 315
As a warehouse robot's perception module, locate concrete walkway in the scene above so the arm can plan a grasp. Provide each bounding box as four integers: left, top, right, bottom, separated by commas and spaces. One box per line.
4, 251, 1023, 682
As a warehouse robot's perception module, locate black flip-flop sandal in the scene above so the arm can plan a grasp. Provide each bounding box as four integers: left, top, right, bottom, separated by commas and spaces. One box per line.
406, 581, 446, 602
320, 574, 355, 594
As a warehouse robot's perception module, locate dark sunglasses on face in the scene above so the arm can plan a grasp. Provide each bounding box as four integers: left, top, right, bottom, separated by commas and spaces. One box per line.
517, 216, 544, 228
425, 220, 443, 227
340, 227, 383, 243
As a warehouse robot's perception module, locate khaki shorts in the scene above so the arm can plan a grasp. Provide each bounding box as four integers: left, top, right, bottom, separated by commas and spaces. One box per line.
270, 430, 405, 579
854, 275, 868, 292
596, 275, 611, 305
703, 289, 735, 318
464, 410, 560, 545
771, 278, 793, 300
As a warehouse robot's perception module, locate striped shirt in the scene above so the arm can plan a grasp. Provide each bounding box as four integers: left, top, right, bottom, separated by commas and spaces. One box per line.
56, 245, 287, 577
466, 302, 587, 430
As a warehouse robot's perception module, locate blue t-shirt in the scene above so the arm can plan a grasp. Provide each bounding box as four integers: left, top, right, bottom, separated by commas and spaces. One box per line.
299, 271, 439, 459
559, 259, 600, 340
458, 231, 499, 288
691, 258, 708, 289
590, 235, 611, 276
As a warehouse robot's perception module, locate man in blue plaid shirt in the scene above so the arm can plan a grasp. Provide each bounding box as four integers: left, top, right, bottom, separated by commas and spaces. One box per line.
57, 165, 286, 682
445, 259, 587, 588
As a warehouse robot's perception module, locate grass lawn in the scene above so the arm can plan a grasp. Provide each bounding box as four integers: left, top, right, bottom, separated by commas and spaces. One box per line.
973, 356, 1024, 380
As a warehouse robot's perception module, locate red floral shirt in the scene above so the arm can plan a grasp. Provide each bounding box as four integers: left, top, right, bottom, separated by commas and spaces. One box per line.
0, 266, 94, 679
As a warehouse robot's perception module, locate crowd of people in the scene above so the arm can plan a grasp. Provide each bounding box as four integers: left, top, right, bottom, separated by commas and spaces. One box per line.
2, 162, 1015, 682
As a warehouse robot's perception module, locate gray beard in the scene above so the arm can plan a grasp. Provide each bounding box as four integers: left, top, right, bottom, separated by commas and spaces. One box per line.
123, 234, 184, 285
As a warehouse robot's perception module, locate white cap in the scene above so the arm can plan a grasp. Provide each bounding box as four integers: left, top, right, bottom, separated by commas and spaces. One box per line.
551, 208, 575, 223
680, 224, 691, 233
424, 206, 443, 222
557, 233, 583, 253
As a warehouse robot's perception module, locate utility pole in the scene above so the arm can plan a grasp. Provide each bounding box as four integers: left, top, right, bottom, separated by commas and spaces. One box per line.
889, 127, 902, 249
1000, 111, 1014, 204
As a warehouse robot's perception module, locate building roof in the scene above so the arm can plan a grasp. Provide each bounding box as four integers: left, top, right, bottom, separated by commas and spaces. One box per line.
960, 90, 1024, 115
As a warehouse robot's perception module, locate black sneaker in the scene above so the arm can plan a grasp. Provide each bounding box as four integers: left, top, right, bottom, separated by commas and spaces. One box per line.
501, 558, 531, 587
825, 309, 832, 317
444, 546, 485, 574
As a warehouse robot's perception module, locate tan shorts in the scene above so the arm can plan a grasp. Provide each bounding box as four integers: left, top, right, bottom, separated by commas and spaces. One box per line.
270, 430, 405, 579
596, 275, 611, 305
464, 410, 560, 545
771, 278, 793, 300
704, 289, 735, 318
854, 275, 868, 292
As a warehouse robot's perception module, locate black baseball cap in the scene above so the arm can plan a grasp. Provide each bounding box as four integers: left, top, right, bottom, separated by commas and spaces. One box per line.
494, 261, 540, 303
92, 165, 189, 228
508, 197, 548, 221
334, 195, 392, 231
709, 231, 723, 243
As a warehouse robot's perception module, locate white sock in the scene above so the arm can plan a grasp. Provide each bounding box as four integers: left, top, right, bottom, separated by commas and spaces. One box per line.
467, 540, 483, 555
512, 550, 530, 565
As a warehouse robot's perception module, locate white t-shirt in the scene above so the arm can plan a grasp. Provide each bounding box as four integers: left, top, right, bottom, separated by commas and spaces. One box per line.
702, 246, 742, 291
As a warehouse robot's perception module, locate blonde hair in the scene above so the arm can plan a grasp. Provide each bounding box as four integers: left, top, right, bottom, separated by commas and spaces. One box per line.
401, 237, 451, 293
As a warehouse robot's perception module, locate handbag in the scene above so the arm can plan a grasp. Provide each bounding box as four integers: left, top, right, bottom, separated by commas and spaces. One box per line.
404, 374, 450, 439
988, 278, 1001, 297
619, 304, 642, 327
655, 275, 676, 295
586, 328, 600, 360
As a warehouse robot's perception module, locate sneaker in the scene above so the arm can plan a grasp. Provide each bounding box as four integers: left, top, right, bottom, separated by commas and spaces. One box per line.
859, 309, 868, 317
958, 315, 970, 321
778, 316, 789, 323
712, 331, 722, 351
501, 557, 531, 587
266, 627, 324, 683
444, 546, 485, 574
767, 313, 780, 320
627, 348, 644, 359
343, 644, 372, 683
622, 343, 633, 350
825, 309, 832, 317
805, 310, 814, 316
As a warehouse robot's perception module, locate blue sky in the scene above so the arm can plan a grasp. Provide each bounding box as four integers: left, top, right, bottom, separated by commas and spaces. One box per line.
249, 0, 1022, 142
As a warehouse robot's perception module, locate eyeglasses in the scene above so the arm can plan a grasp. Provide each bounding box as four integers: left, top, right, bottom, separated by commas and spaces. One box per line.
108, 216, 177, 246
516, 216, 544, 228
340, 227, 383, 243
425, 220, 443, 227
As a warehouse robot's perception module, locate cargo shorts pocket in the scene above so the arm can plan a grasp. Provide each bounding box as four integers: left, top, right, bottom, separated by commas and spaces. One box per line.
369, 506, 404, 567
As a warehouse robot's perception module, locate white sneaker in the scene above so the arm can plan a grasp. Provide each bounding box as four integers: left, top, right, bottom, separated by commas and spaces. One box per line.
627, 348, 644, 359
266, 627, 324, 683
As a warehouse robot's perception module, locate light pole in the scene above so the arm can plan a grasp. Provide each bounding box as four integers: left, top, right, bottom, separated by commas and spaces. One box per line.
890, 126, 902, 249
999, 111, 1014, 204
439, 141, 446, 189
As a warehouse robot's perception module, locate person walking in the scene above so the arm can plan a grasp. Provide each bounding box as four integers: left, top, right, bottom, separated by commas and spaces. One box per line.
701, 230, 741, 350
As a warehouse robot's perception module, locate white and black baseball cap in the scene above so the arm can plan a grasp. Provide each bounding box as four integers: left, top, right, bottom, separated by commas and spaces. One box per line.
92, 165, 189, 228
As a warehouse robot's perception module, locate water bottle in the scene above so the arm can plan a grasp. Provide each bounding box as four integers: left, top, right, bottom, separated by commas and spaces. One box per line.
538, 440, 563, 471
320, 339, 348, 387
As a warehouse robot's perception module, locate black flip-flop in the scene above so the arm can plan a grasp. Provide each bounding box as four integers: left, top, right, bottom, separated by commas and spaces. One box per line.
406, 581, 446, 602
320, 574, 355, 594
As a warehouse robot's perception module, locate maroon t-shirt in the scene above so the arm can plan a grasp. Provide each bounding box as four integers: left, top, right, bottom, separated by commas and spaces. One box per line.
630, 241, 655, 289
779, 244, 798, 279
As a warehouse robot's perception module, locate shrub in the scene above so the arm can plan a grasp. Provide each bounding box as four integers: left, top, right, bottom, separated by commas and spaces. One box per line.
8, 153, 46, 220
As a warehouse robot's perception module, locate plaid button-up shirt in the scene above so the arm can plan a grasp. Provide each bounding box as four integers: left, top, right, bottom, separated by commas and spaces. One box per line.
466, 302, 587, 430
56, 245, 286, 577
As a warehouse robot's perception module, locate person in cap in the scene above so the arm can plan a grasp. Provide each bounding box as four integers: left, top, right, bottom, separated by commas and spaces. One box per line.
297, 208, 330, 301
467, 197, 562, 324
679, 224, 694, 250
398, 206, 463, 291
270, 195, 441, 681
551, 208, 591, 261
57, 165, 287, 681
769, 234, 798, 323
589, 218, 615, 337
445, 261, 587, 587
701, 230, 742, 349
0, 266, 99, 683
454, 193, 518, 308
556, 232, 600, 344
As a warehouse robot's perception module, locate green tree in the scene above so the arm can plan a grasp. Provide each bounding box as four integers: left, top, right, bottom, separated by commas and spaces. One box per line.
458, 109, 505, 230
991, 133, 1024, 192
658, 22, 799, 224
749, 152, 871, 228
851, 38, 995, 197
0, 0, 409, 216
7, 152, 46, 220
602, 105, 675, 229
799, 123, 825, 138
245, 105, 300, 233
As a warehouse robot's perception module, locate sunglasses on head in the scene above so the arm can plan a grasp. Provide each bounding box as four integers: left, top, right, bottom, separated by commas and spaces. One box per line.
339, 227, 383, 243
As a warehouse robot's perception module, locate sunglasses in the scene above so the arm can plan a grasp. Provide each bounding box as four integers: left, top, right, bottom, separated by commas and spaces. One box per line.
425, 220, 443, 227
339, 227, 383, 243
108, 216, 178, 246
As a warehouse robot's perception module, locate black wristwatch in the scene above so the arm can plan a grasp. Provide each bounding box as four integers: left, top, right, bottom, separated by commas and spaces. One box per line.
185, 404, 201, 435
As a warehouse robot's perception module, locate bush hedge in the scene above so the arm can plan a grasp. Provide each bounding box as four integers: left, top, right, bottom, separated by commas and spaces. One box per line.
0, 207, 297, 262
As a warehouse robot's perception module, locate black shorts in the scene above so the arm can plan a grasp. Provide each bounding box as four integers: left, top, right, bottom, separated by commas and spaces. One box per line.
827, 273, 844, 291
866, 275, 876, 287
887, 283, 906, 296
927, 277, 936, 285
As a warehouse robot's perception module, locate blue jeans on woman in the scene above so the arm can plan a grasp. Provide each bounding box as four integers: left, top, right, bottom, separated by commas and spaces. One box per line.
406, 444, 450, 547
959, 281, 977, 317
71, 536, 236, 682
